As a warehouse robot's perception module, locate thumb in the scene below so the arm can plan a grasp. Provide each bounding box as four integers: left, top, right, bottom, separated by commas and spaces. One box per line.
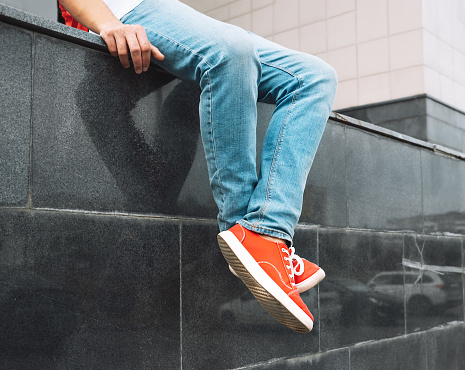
151, 45, 165, 61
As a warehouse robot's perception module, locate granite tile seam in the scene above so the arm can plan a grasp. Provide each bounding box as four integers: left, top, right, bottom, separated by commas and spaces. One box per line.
233, 322, 465, 370
0, 206, 218, 224
179, 223, 184, 370
27, 31, 35, 209
331, 113, 465, 161
337, 93, 465, 119
2, 206, 462, 238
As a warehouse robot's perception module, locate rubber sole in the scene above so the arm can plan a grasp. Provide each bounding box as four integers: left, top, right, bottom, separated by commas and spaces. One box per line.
229, 264, 326, 294
218, 230, 313, 333
296, 268, 326, 293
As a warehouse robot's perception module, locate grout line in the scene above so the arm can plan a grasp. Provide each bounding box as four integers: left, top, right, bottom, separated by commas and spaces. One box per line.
27, 32, 35, 209
316, 228, 321, 352
179, 223, 183, 370
402, 233, 408, 335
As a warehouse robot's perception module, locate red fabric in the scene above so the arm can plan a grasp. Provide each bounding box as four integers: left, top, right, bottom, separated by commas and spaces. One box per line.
58, 1, 89, 32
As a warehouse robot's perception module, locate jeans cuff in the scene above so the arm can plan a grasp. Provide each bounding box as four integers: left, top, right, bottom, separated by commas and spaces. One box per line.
237, 220, 293, 246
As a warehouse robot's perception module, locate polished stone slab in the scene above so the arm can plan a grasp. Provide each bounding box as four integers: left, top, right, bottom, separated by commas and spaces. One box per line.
253, 348, 350, 370
304, 121, 347, 227
318, 229, 405, 350
421, 151, 465, 235
345, 125, 423, 232
349, 333, 427, 370
0, 209, 180, 369
180, 223, 319, 369
425, 324, 465, 370
31, 33, 213, 216
337, 94, 465, 153
0, 22, 32, 206
404, 234, 463, 333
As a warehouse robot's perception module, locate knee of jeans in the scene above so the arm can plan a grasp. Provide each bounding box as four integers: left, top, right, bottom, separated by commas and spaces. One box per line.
300, 57, 338, 100
214, 34, 260, 71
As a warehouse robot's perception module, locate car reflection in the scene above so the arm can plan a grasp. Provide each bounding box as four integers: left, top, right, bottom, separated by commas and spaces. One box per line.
368, 271, 463, 316
320, 278, 404, 326
218, 278, 404, 330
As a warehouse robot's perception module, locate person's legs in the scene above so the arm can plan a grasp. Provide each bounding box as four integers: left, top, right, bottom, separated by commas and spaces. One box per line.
122, 0, 336, 332
122, 0, 260, 231
237, 33, 338, 243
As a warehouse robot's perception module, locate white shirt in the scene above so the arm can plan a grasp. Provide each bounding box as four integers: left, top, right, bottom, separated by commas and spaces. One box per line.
103, 0, 144, 19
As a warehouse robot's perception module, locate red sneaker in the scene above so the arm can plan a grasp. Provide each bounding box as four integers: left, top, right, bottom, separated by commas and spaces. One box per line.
293, 257, 326, 293
229, 254, 325, 293
218, 224, 314, 333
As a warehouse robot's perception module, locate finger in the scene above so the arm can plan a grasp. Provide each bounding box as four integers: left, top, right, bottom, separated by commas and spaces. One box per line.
151, 45, 165, 61
125, 32, 143, 74
100, 30, 118, 58
113, 31, 131, 69
135, 26, 152, 72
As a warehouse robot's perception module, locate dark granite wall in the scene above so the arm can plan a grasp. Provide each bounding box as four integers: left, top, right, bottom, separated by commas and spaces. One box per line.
338, 95, 465, 154
1, 5, 465, 369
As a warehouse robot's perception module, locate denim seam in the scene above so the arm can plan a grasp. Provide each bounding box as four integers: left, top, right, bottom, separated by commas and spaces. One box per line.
257, 62, 303, 225
204, 69, 226, 228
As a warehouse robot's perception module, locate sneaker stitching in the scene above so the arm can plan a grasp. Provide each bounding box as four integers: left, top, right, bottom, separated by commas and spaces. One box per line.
257, 261, 294, 290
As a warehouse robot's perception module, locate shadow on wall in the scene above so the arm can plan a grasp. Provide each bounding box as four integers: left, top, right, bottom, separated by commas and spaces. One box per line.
76, 55, 201, 213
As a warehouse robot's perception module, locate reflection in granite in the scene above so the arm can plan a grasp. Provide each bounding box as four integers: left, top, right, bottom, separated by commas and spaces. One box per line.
345, 126, 423, 232
0, 209, 180, 369
181, 224, 318, 370
404, 235, 463, 333
32, 33, 204, 215
421, 151, 465, 234
318, 229, 405, 350
0, 22, 32, 206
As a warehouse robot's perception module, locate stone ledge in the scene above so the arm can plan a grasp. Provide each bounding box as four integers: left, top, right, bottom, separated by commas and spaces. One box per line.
244, 322, 465, 370
2, 3, 464, 161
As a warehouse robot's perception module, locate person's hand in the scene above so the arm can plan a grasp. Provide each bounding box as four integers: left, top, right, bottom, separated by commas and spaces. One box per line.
100, 24, 165, 74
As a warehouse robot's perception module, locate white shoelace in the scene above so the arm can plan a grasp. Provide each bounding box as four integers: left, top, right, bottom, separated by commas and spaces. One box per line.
282, 247, 305, 282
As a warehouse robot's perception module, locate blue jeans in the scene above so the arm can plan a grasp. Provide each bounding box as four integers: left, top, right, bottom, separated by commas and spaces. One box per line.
122, 0, 338, 243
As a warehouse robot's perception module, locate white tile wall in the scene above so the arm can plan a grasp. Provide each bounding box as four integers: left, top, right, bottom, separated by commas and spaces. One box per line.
327, 12, 357, 50
423, 66, 441, 98
206, 6, 229, 22
229, 0, 252, 18
273, 0, 300, 34
359, 73, 391, 104
299, 0, 326, 26
252, 5, 273, 37
356, 0, 388, 43
273, 28, 300, 50
228, 13, 252, 31
328, 46, 357, 81
252, 0, 273, 10
299, 21, 327, 55
327, 0, 356, 18
389, 30, 423, 71
390, 66, 424, 99
180, 0, 465, 112
388, 0, 422, 35
334, 79, 358, 108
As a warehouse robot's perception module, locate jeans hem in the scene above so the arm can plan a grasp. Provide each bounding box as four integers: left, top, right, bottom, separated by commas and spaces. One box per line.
237, 220, 293, 245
